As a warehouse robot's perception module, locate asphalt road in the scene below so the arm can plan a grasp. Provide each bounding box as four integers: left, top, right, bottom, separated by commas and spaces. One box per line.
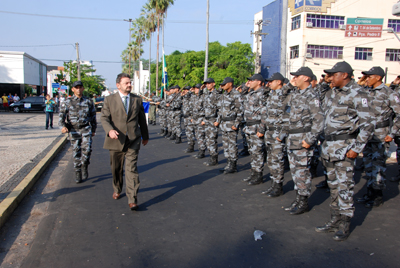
3, 121, 400, 267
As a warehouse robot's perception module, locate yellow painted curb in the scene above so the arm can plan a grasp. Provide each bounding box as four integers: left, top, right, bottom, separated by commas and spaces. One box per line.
0, 135, 68, 229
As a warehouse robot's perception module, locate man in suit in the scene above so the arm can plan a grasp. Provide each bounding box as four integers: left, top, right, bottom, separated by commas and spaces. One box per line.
101, 73, 149, 211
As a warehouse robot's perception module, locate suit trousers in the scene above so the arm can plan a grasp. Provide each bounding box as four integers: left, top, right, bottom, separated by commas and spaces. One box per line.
109, 139, 140, 204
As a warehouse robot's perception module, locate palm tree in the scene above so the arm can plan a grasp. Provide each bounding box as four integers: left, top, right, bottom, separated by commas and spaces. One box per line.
141, 3, 158, 93
148, 0, 174, 90
132, 16, 147, 93
121, 41, 143, 76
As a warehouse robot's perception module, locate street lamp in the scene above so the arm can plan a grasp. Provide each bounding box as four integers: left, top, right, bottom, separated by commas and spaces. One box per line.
383, 27, 400, 42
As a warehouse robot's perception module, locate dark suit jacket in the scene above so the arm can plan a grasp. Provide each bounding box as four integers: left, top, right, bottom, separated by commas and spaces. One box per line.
101, 92, 149, 151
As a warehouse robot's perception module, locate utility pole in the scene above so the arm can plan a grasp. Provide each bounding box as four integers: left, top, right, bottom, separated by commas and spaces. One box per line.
204, 0, 209, 80
302, 41, 308, 67
75, 42, 81, 81
251, 20, 268, 73
124, 19, 133, 77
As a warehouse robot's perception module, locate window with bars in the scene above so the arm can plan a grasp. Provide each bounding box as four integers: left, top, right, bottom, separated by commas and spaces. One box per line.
386, 49, 400, 61
307, 45, 343, 59
388, 19, 400, 32
306, 14, 345, 29
290, 46, 299, 59
355, 47, 372, 60
291, 15, 301, 30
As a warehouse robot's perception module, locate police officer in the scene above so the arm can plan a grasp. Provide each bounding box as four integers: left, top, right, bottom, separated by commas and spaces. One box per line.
182, 86, 195, 152
390, 75, 400, 182
283, 67, 324, 215
192, 84, 207, 158
158, 88, 168, 136
59, 81, 97, 183
201, 78, 220, 166
167, 85, 183, 143
242, 74, 268, 185
164, 87, 174, 139
315, 61, 376, 241
238, 82, 251, 157
355, 67, 400, 208
215, 77, 243, 174
257, 72, 292, 197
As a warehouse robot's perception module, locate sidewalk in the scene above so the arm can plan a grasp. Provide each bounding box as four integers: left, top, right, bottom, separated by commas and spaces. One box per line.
0, 113, 66, 201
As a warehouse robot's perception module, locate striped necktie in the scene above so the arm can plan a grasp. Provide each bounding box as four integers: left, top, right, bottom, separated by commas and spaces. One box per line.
123, 96, 128, 114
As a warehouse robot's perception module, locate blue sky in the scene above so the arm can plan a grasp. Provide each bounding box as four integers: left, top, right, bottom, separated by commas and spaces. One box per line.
0, 0, 272, 88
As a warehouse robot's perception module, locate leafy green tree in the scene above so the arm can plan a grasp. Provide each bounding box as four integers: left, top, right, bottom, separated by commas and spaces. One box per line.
148, 41, 254, 91
54, 61, 106, 97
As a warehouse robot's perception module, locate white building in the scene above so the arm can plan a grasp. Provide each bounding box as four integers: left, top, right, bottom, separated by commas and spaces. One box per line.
132, 61, 150, 95
0, 51, 47, 96
259, 0, 400, 83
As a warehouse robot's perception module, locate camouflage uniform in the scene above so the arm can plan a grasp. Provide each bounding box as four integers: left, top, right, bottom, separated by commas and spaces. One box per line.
239, 87, 251, 155
285, 85, 324, 197
148, 96, 157, 123
259, 85, 292, 192
165, 93, 174, 138
170, 92, 183, 139
363, 83, 400, 192
59, 95, 97, 172
158, 96, 168, 134
192, 92, 206, 155
203, 89, 220, 160
321, 80, 376, 218
243, 87, 268, 179
216, 88, 243, 170
182, 91, 195, 147
389, 83, 400, 180
152, 95, 162, 125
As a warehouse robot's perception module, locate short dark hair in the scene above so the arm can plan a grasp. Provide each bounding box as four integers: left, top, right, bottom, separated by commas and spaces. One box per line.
116, 73, 131, 84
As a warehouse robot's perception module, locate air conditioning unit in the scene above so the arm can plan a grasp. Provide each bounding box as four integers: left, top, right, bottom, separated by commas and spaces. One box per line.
306, 22, 313, 28
367, 55, 373, 61
306, 53, 313, 59
339, 24, 346, 30
338, 54, 343, 59
393, 1, 400, 16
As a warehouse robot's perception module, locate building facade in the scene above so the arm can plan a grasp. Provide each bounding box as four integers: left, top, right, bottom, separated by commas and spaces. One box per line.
0, 51, 47, 97
259, 0, 400, 82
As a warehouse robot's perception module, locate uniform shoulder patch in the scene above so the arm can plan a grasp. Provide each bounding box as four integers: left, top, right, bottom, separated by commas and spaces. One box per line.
362, 98, 368, 107
395, 96, 400, 103
314, 99, 320, 106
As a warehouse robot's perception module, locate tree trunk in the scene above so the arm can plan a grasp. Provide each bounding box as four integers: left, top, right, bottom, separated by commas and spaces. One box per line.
204, 0, 209, 80
156, 13, 160, 90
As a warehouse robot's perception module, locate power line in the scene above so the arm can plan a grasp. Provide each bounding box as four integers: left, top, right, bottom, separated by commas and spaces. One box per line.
0, 10, 256, 25
0, 44, 75, 48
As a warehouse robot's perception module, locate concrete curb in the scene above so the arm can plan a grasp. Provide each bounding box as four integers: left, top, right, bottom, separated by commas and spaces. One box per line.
0, 135, 68, 229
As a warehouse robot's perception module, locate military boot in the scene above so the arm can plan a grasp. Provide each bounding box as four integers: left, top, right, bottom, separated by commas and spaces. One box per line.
152, 121, 156, 125
315, 176, 328, 189
285, 192, 300, 211
365, 189, 383, 208
168, 133, 176, 140
389, 175, 400, 183
204, 155, 218, 166
184, 144, 195, 153
220, 160, 231, 172
242, 169, 254, 182
194, 150, 205, 159
315, 210, 341, 233
289, 195, 309, 215
158, 129, 165, 135
310, 163, 318, 178
261, 181, 276, 195
238, 146, 250, 157
174, 136, 182, 144
82, 164, 89, 181
248, 171, 263, 185
224, 160, 237, 174
75, 170, 82, 184
266, 182, 283, 198
164, 131, 171, 138
333, 215, 351, 241
355, 187, 373, 204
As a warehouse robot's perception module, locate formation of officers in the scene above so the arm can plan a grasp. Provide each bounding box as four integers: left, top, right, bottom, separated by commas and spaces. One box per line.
149, 60, 400, 242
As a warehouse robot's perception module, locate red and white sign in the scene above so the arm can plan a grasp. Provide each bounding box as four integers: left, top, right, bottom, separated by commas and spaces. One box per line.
344, 23, 383, 38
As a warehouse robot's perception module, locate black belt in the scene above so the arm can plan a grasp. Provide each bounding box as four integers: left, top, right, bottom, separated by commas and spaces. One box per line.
376, 120, 390, 129
205, 115, 217, 120
221, 116, 236, 121
268, 126, 277, 131
183, 114, 191, 118
289, 127, 311, 134
173, 108, 181, 111
246, 120, 261, 126
71, 123, 89, 129
325, 132, 358, 141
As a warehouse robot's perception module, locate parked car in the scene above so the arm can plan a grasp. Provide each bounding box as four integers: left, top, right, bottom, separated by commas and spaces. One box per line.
10, 96, 46, 113
95, 97, 104, 111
